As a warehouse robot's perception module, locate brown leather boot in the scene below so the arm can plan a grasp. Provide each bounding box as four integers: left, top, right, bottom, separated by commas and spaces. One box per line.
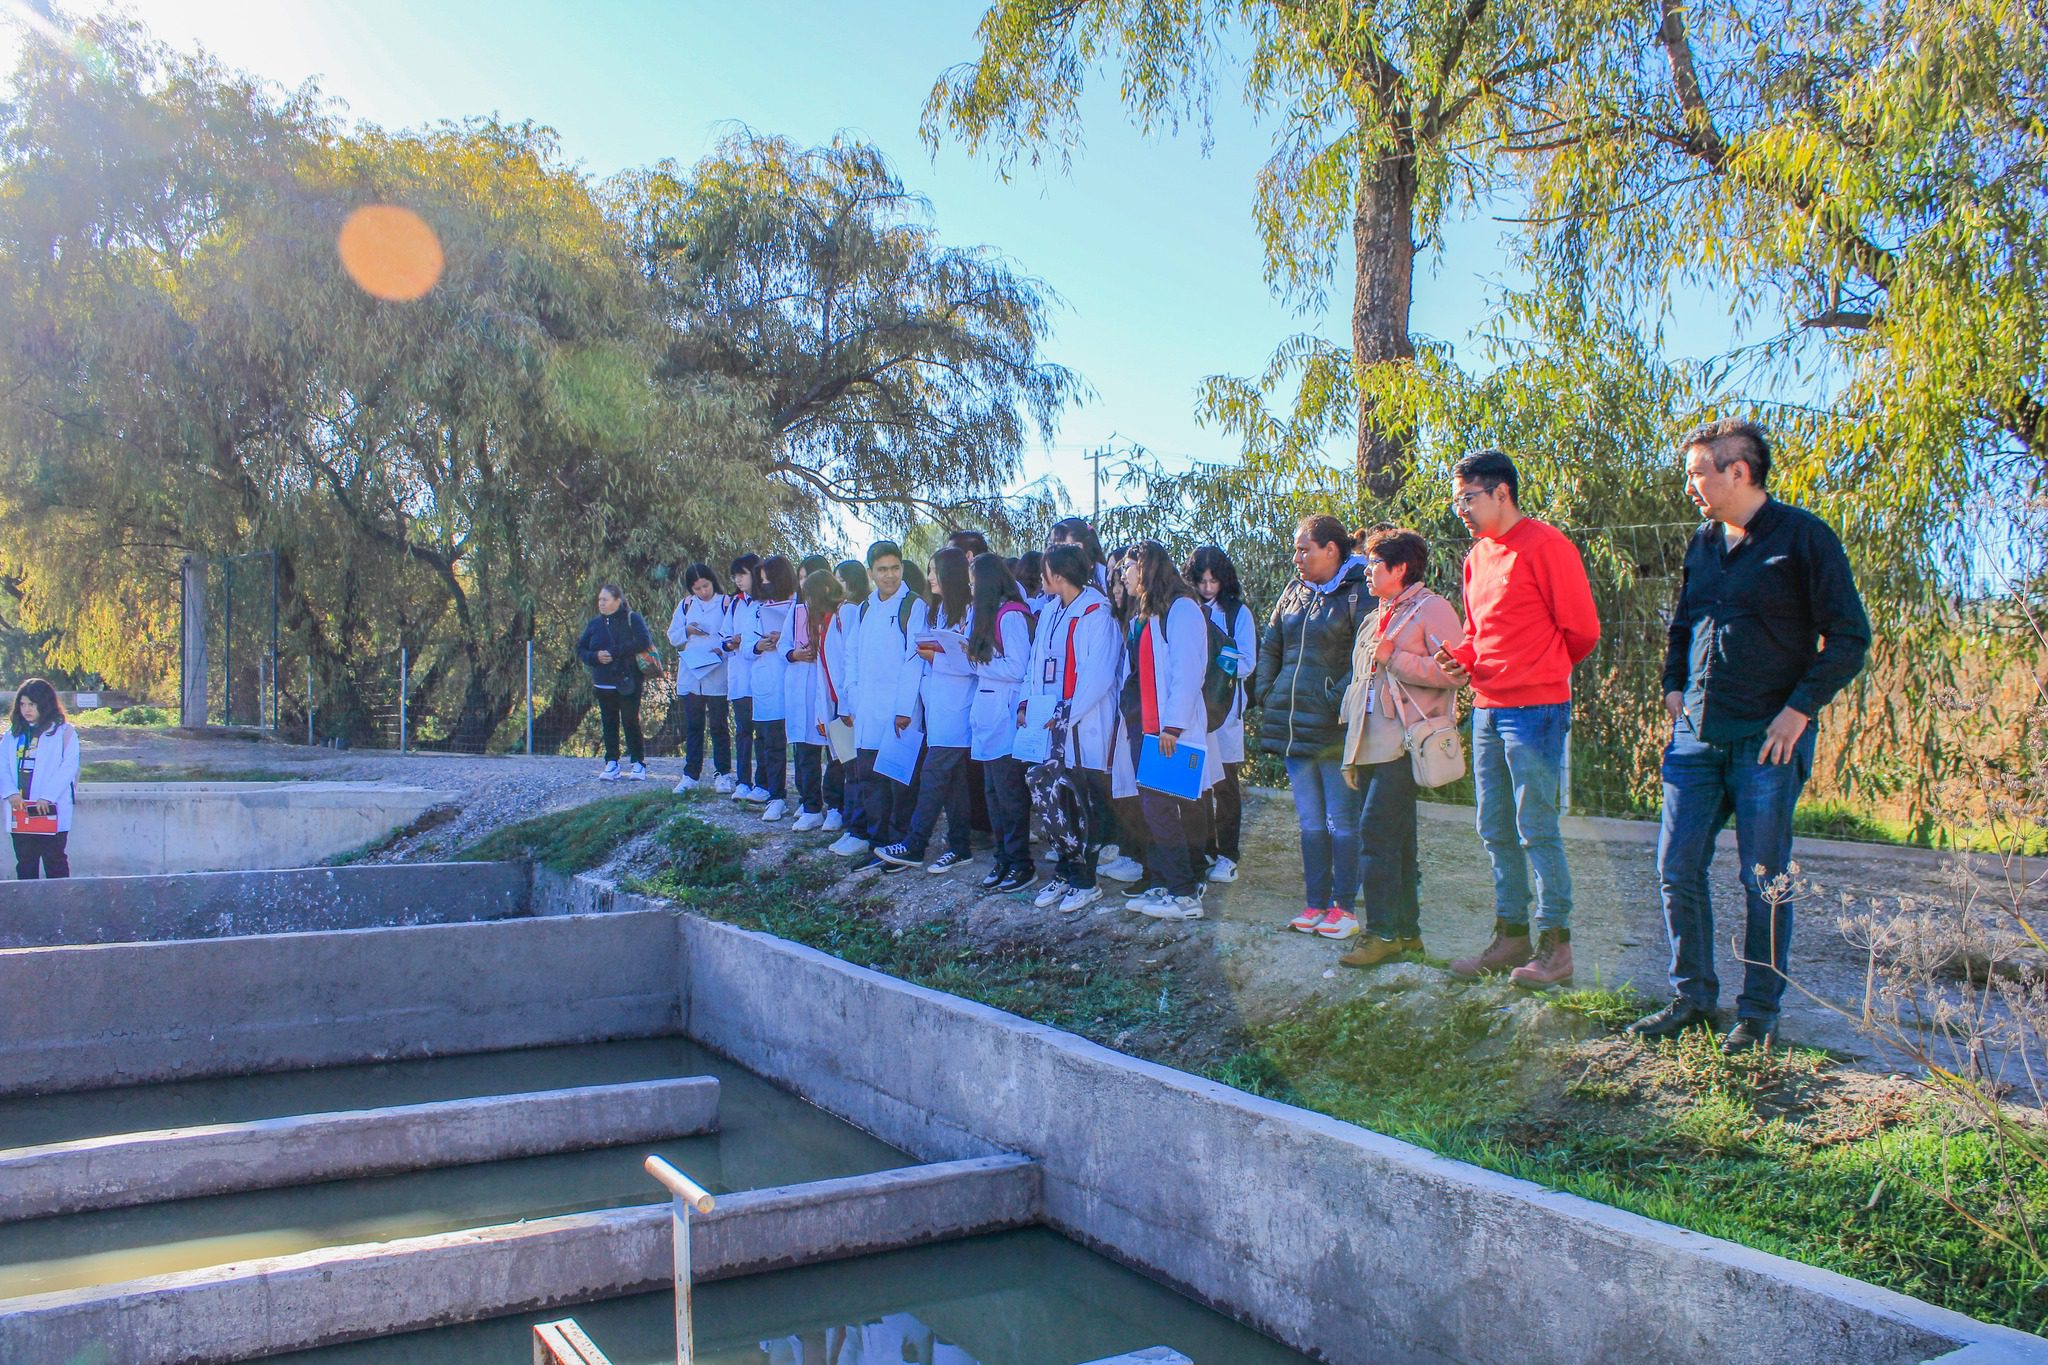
1339, 936, 1406, 969
1509, 928, 1574, 991
1449, 919, 1532, 980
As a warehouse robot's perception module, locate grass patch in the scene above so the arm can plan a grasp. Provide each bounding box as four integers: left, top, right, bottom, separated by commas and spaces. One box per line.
460, 789, 679, 873
79, 760, 304, 783
71, 705, 176, 730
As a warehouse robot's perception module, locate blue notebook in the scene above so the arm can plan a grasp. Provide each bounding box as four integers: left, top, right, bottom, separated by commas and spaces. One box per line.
1137, 733, 1204, 800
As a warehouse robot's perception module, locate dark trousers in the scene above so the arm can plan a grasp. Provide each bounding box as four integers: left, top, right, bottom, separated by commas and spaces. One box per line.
596, 688, 644, 764
730, 696, 754, 785
1140, 789, 1206, 897
983, 755, 1032, 873
793, 742, 826, 813
1357, 756, 1421, 939
681, 694, 731, 779
12, 831, 69, 879
1205, 761, 1243, 861
824, 753, 846, 815
902, 745, 973, 859
847, 748, 916, 846
967, 759, 993, 832
1059, 768, 1113, 889
750, 717, 788, 800
1659, 725, 1815, 1023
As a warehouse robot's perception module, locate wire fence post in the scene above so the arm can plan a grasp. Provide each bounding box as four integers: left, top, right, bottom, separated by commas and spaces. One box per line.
306, 656, 314, 746
269, 550, 279, 736
525, 639, 534, 756
398, 647, 408, 754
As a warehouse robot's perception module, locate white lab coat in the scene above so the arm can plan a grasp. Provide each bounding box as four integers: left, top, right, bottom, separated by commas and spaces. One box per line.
1130, 596, 1223, 794
1202, 596, 1257, 764
4, 721, 81, 833
969, 604, 1034, 760
666, 595, 729, 697
897, 605, 976, 749
782, 603, 828, 743
847, 586, 929, 750
745, 598, 793, 722
720, 594, 753, 697
824, 604, 857, 722
1020, 587, 1120, 771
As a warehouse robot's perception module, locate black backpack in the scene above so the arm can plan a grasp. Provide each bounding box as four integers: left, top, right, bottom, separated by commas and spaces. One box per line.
859, 594, 916, 639
1164, 605, 1242, 733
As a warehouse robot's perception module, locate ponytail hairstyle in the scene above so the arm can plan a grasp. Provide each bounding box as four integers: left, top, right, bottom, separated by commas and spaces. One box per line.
597, 582, 629, 612
1048, 516, 1107, 571
966, 552, 1026, 664
834, 558, 870, 603
1132, 541, 1196, 620
1183, 545, 1243, 619
9, 678, 63, 737
1297, 514, 1355, 561
1015, 548, 1045, 598
1041, 543, 1091, 595
755, 555, 799, 604
929, 546, 972, 629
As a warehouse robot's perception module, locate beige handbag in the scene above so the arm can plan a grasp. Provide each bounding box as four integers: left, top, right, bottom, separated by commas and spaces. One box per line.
1384, 672, 1466, 789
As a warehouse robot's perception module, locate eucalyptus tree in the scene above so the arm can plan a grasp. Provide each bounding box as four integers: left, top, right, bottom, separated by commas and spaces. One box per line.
611, 132, 1085, 539
925, 0, 1626, 494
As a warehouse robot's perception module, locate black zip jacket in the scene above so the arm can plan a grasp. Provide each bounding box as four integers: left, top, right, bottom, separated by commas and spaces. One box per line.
1249, 561, 1372, 760
577, 610, 653, 695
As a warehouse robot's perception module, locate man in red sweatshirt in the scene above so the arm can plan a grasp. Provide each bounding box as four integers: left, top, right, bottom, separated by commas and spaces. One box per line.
1434, 450, 1601, 989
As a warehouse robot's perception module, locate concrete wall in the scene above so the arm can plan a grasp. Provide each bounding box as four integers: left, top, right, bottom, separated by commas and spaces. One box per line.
0, 1156, 1040, 1365
0, 911, 680, 1097
66, 781, 448, 877
670, 907, 2045, 1365
0, 860, 532, 949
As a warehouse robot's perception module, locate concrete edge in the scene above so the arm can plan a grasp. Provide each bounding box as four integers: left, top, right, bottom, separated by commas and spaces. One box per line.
666, 902, 2046, 1363
1077, 1353, 1193, 1365
0, 1077, 720, 1221
0, 1154, 1043, 1364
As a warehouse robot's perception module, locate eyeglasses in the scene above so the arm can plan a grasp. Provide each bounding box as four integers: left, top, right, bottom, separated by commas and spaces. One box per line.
1363, 557, 1386, 571
1450, 489, 1489, 512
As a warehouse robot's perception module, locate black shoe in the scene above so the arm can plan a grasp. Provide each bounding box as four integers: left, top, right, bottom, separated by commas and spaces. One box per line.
852, 853, 907, 874
994, 869, 1037, 894
978, 868, 1007, 893
1722, 1018, 1777, 1054
1121, 877, 1162, 899
1626, 997, 1717, 1040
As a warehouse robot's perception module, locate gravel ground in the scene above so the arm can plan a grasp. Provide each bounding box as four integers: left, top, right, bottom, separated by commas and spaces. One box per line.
77, 725, 2031, 1078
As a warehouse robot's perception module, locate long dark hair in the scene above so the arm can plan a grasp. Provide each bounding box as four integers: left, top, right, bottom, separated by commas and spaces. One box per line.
834, 558, 870, 603
1184, 545, 1244, 618
800, 569, 844, 627
966, 553, 1026, 664
1049, 516, 1106, 570
1041, 543, 1091, 594
1015, 548, 1045, 597
729, 553, 761, 595
682, 562, 722, 596
755, 555, 799, 603
10, 679, 63, 736
1106, 546, 1137, 625
928, 547, 972, 628
1132, 541, 1196, 620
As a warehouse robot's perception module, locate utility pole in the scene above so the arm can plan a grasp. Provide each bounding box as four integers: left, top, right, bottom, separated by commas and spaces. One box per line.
1089, 444, 1110, 523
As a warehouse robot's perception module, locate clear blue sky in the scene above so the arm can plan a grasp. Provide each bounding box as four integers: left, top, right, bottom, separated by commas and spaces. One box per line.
13, 1, 1731, 535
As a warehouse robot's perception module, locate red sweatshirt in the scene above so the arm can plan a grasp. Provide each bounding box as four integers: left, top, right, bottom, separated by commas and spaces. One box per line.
1447, 517, 1601, 709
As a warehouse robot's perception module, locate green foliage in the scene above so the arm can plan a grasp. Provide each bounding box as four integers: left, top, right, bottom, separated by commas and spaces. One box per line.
77, 761, 299, 782
105, 705, 174, 727
459, 790, 679, 873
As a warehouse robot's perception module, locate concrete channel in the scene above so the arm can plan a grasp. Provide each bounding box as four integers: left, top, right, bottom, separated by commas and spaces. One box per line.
0, 860, 2041, 1365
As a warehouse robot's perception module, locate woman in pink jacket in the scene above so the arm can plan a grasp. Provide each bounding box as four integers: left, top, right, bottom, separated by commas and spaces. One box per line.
1338, 528, 1463, 966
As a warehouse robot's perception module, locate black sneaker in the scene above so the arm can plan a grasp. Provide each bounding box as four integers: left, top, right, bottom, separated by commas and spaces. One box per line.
927, 850, 969, 875
1121, 877, 1162, 900
994, 868, 1037, 894
853, 853, 906, 874
1626, 997, 1717, 1041
978, 868, 1007, 893
1722, 1018, 1777, 1054
874, 843, 921, 869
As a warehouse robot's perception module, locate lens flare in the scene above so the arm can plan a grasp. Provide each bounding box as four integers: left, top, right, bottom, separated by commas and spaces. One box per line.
337, 205, 443, 302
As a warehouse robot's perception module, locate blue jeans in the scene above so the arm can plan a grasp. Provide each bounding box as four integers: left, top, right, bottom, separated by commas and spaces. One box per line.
1658, 724, 1815, 1023
1472, 703, 1573, 932
1284, 755, 1361, 912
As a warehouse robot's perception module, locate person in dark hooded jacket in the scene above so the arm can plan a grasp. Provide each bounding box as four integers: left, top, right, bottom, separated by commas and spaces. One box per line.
1250, 515, 1373, 940
576, 583, 654, 780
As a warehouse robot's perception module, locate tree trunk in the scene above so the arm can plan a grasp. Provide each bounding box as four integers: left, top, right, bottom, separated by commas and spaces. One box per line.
1352, 145, 1418, 499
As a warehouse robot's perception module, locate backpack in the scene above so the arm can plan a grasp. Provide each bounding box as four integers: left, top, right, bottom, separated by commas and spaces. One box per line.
859, 593, 916, 639
1164, 603, 1242, 733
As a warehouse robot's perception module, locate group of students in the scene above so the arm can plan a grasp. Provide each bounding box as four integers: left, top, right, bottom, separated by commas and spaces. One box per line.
586, 419, 1868, 1055
581, 521, 1257, 918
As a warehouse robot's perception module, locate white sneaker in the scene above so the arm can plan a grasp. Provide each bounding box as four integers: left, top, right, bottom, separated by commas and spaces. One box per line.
712, 773, 737, 793
762, 799, 786, 822
750, 785, 773, 803
627, 762, 648, 781
1043, 846, 1058, 863
821, 809, 844, 832
730, 782, 750, 801
598, 761, 621, 782
1032, 879, 1071, 910
1058, 884, 1105, 914
1208, 855, 1238, 883
672, 774, 700, 794
1136, 891, 1205, 920
791, 810, 823, 832
1098, 854, 1145, 883
829, 834, 870, 858
1099, 843, 1121, 863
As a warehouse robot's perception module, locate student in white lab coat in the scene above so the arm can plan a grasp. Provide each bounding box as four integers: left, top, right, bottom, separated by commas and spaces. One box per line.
1185, 544, 1258, 883
1049, 516, 1111, 595
875, 547, 976, 874
743, 555, 798, 820
965, 552, 1036, 893
666, 563, 732, 793
782, 568, 844, 831
820, 559, 869, 833
719, 554, 760, 796
1018, 542, 1121, 914
1119, 541, 1221, 920
4, 679, 79, 880
828, 541, 929, 864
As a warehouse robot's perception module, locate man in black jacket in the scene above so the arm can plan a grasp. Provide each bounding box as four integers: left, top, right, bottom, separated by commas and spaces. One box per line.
1629, 419, 1871, 1052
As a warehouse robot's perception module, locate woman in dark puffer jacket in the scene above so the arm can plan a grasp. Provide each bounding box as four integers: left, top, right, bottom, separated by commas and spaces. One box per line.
1250, 516, 1373, 940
